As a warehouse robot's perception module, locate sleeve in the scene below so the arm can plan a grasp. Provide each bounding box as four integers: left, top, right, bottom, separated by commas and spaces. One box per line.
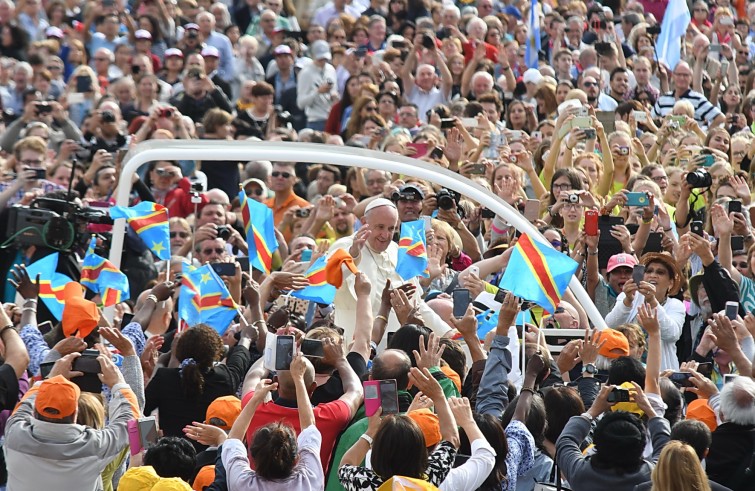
122, 322, 146, 357
97, 383, 140, 458
143, 367, 164, 415
0, 117, 25, 152
222, 345, 254, 393
440, 438, 496, 491
222, 438, 257, 489
702, 259, 741, 313
572, 377, 601, 409
426, 441, 458, 486
210, 88, 233, 113
555, 416, 592, 483
297, 70, 319, 110
656, 299, 684, 343
0, 364, 20, 411
120, 355, 145, 410
462, 359, 487, 411
647, 416, 671, 463
605, 293, 632, 327
5, 382, 39, 438
338, 464, 382, 491
56, 116, 84, 142
221, 39, 235, 81
505, 420, 535, 480
206, 442, 229, 491
475, 335, 511, 416
19, 324, 50, 376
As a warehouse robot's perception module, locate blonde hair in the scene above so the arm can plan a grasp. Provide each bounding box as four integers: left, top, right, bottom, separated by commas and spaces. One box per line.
672, 100, 695, 118
77, 392, 105, 429
650, 441, 711, 491
431, 219, 462, 258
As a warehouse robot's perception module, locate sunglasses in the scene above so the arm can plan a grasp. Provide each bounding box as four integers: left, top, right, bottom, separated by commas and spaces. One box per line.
170, 231, 190, 238
202, 248, 225, 255
246, 188, 264, 196
272, 171, 292, 178
551, 240, 563, 248
156, 168, 177, 177
583, 81, 598, 88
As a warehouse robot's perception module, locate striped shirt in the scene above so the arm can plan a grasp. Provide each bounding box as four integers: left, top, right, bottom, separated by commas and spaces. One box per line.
652, 89, 722, 124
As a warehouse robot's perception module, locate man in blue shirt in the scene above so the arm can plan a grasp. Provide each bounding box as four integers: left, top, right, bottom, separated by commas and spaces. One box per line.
196, 11, 235, 82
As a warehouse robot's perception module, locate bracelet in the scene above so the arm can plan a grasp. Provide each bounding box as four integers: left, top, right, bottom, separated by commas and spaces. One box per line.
521, 386, 536, 395
580, 411, 594, 422
587, 249, 598, 256
663, 227, 672, 232
360, 433, 373, 446
501, 66, 511, 71
146, 294, 158, 303
376, 315, 388, 323
252, 320, 266, 328
566, 144, 574, 150
0, 325, 14, 337
642, 216, 653, 224
22, 307, 36, 313
23, 299, 37, 305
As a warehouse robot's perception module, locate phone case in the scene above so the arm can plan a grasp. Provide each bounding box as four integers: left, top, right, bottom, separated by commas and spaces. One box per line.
263, 334, 277, 371
584, 210, 598, 236
364, 380, 381, 417
128, 419, 142, 455
625, 192, 649, 207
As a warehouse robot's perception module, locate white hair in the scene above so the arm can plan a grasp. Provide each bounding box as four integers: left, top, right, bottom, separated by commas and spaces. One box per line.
719, 376, 755, 425
467, 17, 488, 34
471, 71, 494, 87
14, 62, 32, 77
443, 5, 460, 18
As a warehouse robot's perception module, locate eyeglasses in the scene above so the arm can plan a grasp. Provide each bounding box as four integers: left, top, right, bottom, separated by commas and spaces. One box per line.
399, 112, 416, 117
551, 240, 563, 248
47, 65, 62, 70
156, 168, 177, 177
645, 267, 668, 276
583, 81, 598, 88
272, 171, 292, 178
170, 231, 190, 238
734, 151, 747, 158
202, 247, 225, 255
693, 8, 707, 12
246, 188, 264, 196
733, 261, 749, 269
651, 175, 668, 183
20, 159, 43, 166
553, 182, 572, 191
94, 57, 110, 61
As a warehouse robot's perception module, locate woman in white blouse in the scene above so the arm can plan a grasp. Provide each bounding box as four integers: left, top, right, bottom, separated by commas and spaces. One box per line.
605, 253, 685, 371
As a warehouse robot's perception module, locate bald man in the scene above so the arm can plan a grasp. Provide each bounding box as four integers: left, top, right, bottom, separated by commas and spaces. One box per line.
196, 11, 234, 81
330, 199, 453, 347
652, 60, 724, 127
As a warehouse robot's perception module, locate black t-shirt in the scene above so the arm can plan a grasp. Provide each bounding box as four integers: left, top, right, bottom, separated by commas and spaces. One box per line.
310, 352, 368, 406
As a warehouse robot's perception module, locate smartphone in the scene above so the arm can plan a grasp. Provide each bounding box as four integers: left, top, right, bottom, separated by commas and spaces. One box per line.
697, 362, 712, 378
120, 312, 134, 329
439, 119, 455, 130
469, 164, 487, 175
128, 419, 142, 455
691, 221, 704, 236
731, 235, 745, 252
523, 199, 540, 222
607, 387, 631, 403
633, 110, 647, 122
76, 75, 92, 93
40, 361, 55, 379
452, 289, 471, 318
726, 301, 739, 320
625, 192, 650, 207
300, 249, 312, 262
721, 59, 730, 77
138, 416, 159, 448
38, 320, 54, 335
380, 379, 399, 415
584, 210, 598, 236
709, 44, 721, 53
724, 374, 738, 384
629, 265, 645, 286
301, 338, 325, 357
481, 208, 495, 218
274, 335, 294, 370
210, 262, 236, 277
363, 380, 381, 416
582, 128, 596, 140
30, 168, 46, 180
407, 142, 429, 159
701, 154, 715, 167
671, 115, 686, 126
72, 349, 103, 393
572, 116, 591, 129
355, 45, 368, 57
461, 117, 478, 128
669, 372, 693, 388
729, 200, 742, 214
509, 130, 523, 141
429, 147, 444, 159
236, 256, 250, 272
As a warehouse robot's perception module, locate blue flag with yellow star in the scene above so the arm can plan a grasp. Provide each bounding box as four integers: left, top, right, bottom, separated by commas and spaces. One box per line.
110, 202, 170, 261
178, 263, 238, 334
26, 253, 72, 320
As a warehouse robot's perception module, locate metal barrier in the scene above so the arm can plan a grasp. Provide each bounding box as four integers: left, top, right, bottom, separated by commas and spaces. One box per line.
109, 140, 607, 329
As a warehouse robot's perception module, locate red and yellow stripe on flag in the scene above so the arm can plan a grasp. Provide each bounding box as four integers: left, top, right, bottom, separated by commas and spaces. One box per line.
252, 225, 273, 275
398, 237, 427, 258
306, 261, 327, 286
129, 209, 168, 236
515, 234, 561, 311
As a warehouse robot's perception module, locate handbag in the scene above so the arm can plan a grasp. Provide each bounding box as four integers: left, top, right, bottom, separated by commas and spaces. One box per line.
534, 463, 573, 491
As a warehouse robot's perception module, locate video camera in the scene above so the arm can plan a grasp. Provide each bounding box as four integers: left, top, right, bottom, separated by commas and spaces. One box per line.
5, 196, 113, 252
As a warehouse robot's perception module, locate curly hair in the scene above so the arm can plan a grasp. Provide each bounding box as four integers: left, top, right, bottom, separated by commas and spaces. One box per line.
175, 324, 224, 398
250, 422, 299, 479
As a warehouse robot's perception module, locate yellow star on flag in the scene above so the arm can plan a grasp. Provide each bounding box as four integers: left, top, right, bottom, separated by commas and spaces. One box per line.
201, 272, 212, 284
152, 241, 166, 256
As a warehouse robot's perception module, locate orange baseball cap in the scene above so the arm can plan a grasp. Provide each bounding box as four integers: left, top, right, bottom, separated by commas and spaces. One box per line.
407, 409, 441, 447
192, 465, 216, 490
597, 329, 630, 359
62, 282, 100, 338
687, 398, 718, 432
35, 375, 80, 420
204, 395, 241, 431
325, 248, 359, 288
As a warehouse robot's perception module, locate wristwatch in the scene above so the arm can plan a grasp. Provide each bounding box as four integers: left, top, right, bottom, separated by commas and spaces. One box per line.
581, 363, 597, 375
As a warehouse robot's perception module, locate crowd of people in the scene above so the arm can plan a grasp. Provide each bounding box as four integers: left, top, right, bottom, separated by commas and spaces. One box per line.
2, 0, 755, 490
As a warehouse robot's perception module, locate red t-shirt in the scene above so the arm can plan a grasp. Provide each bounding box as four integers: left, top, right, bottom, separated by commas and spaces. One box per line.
241, 391, 352, 472
462, 40, 499, 65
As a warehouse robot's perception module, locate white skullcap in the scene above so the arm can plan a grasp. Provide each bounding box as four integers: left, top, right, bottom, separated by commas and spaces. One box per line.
365, 198, 397, 214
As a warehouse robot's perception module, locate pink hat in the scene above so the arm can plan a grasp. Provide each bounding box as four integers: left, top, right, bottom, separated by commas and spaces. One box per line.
135, 29, 152, 40
184, 23, 199, 31
606, 253, 637, 273
165, 48, 184, 58
200, 46, 220, 58
273, 45, 292, 56
45, 26, 65, 39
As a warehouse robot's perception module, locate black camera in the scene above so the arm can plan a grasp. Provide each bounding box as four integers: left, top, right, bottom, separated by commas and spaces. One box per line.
187, 30, 198, 39
646, 25, 661, 35
687, 169, 712, 188
436, 188, 458, 211
273, 105, 293, 126
421, 33, 435, 49
35, 102, 52, 115
391, 191, 419, 202
101, 111, 116, 124
216, 225, 232, 241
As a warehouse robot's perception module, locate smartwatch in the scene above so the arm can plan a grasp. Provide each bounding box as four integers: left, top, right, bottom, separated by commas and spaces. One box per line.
582, 363, 597, 375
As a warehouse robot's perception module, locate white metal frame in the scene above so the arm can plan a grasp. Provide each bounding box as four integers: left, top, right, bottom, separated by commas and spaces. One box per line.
110, 140, 607, 329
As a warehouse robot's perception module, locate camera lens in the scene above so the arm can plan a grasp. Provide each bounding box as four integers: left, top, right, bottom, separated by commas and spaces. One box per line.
686, 169, 712, 188
217, 226, 231, 240
568, 194, 579, 203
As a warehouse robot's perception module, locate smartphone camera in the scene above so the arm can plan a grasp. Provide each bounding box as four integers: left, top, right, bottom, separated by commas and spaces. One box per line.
607, 388, 631, 403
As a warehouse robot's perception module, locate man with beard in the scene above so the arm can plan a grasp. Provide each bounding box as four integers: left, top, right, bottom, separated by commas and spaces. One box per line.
608, 67, 630, 103
580, 67, 617, 111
